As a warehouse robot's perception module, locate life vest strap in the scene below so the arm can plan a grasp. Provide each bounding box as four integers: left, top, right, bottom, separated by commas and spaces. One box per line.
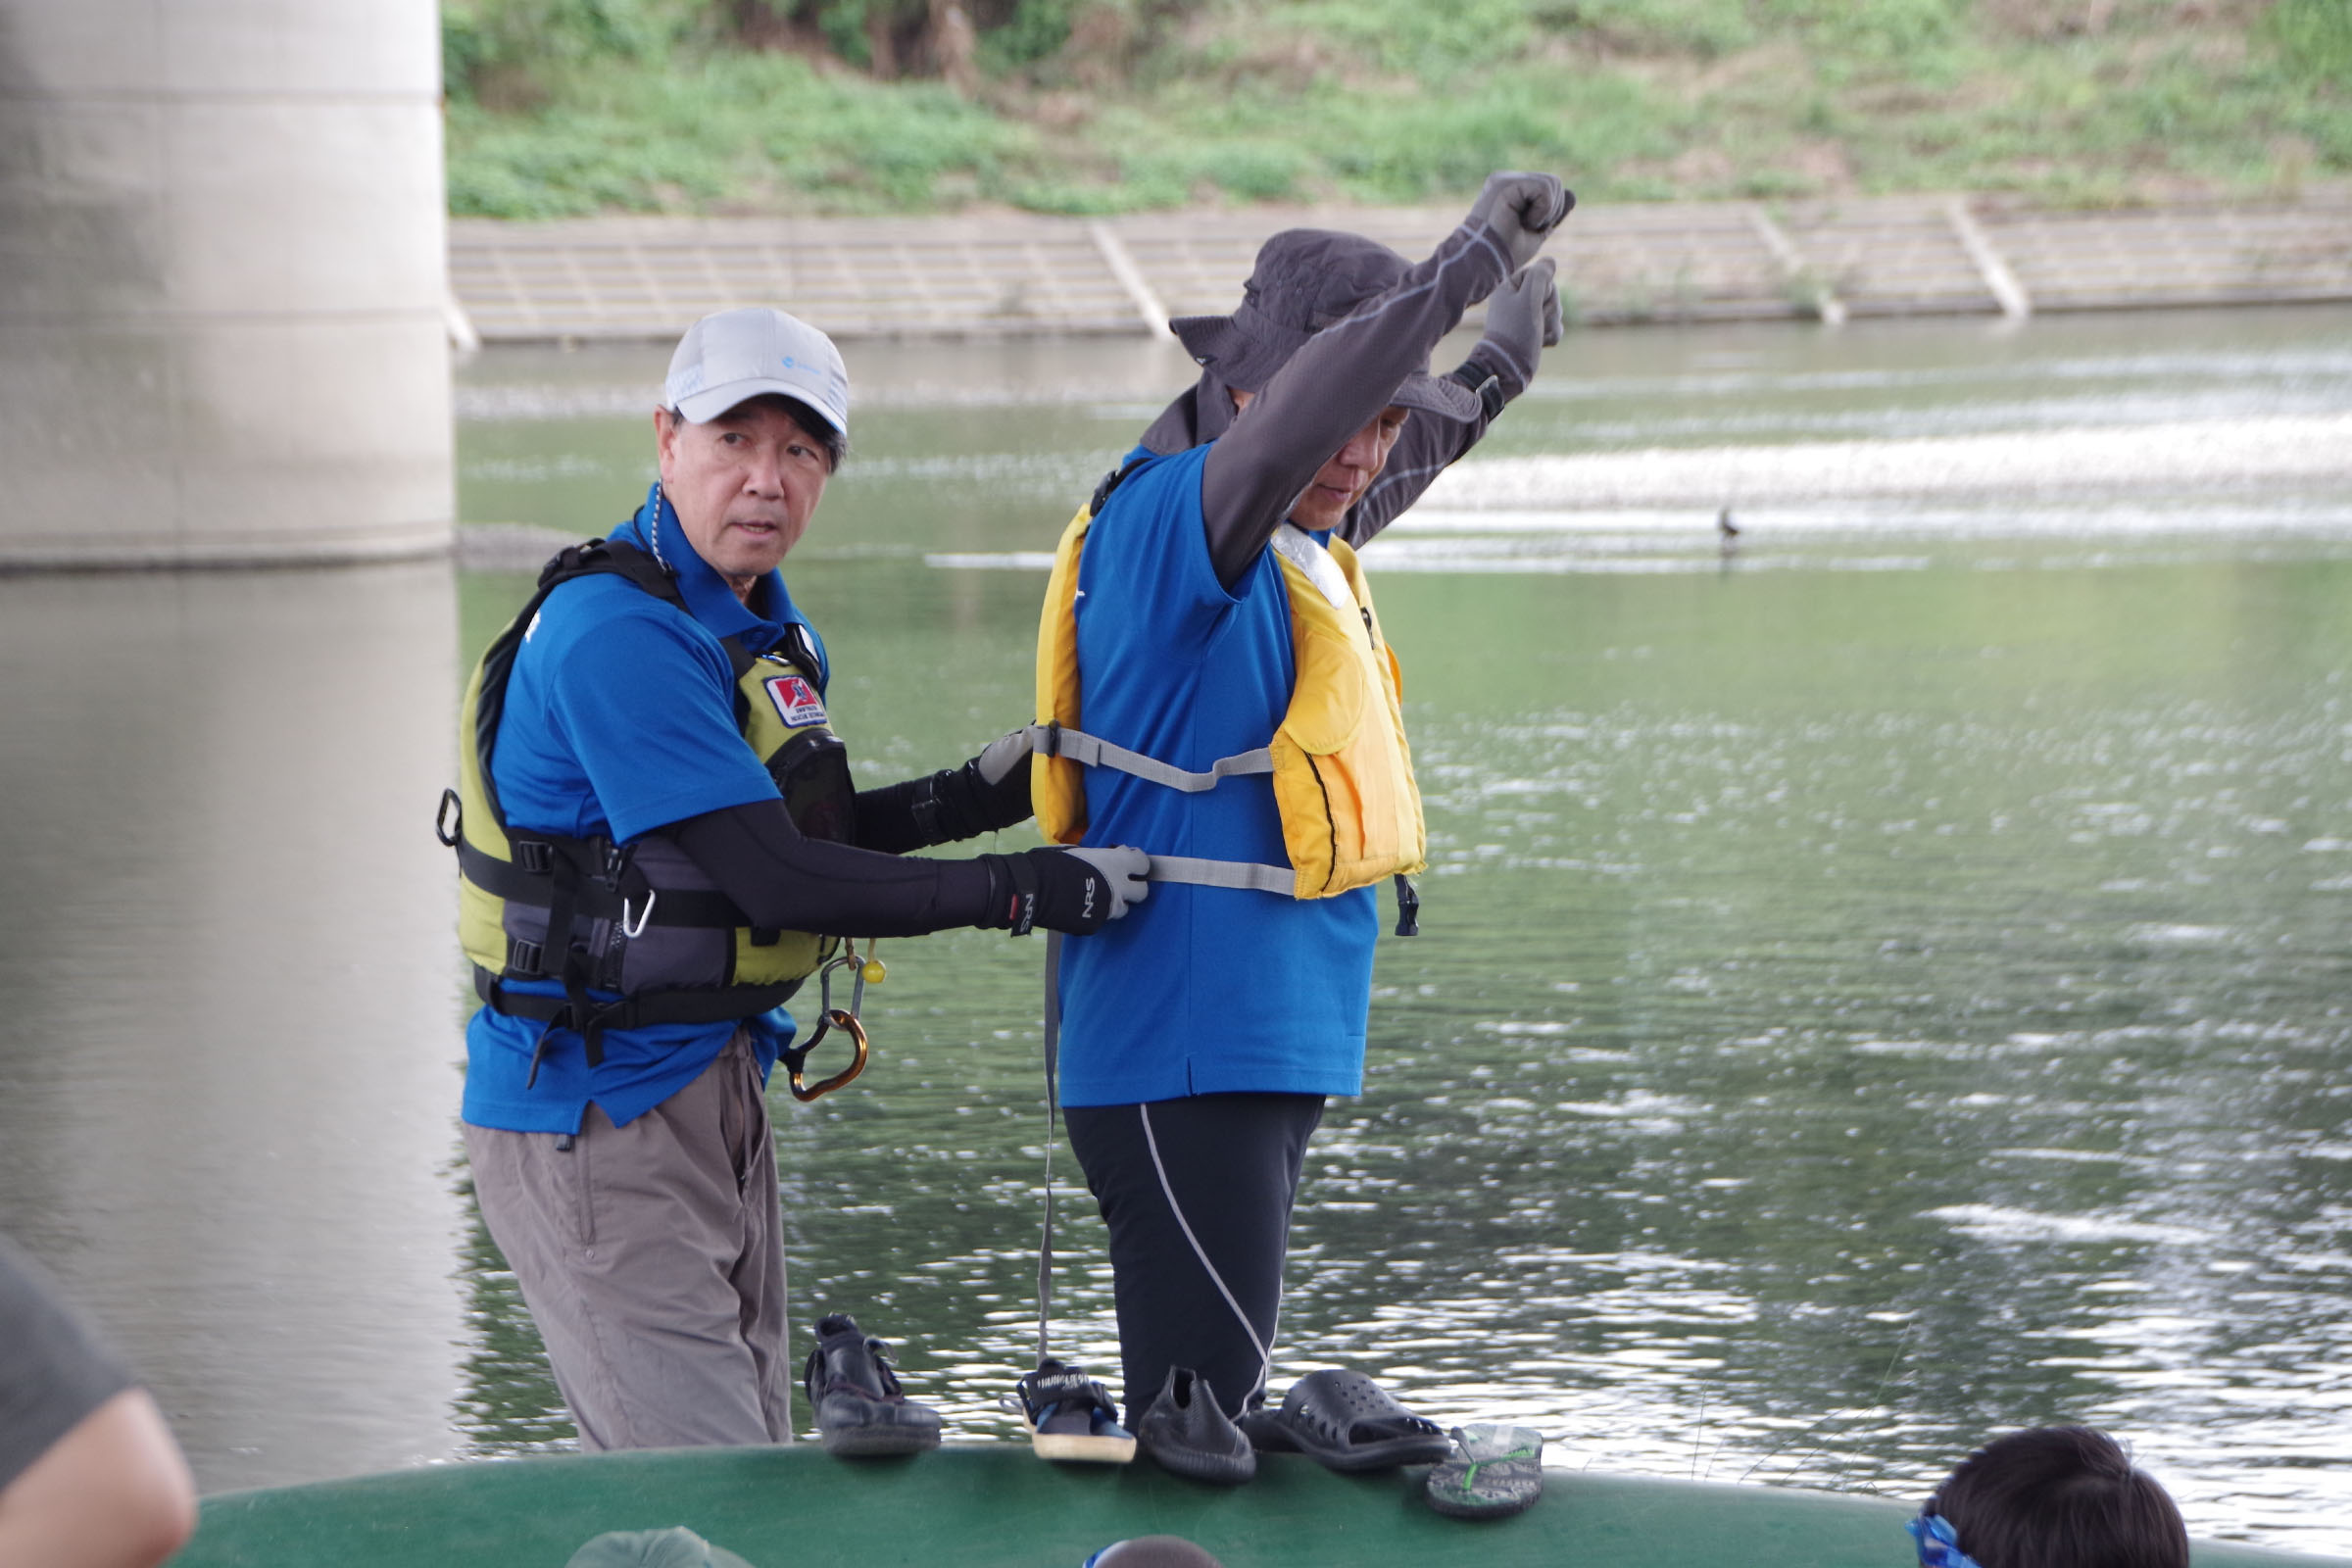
457, 840, 747, 931
1027, 722, 1273, 794
1143, 856, 1296, 895
474, 967, 804, 1033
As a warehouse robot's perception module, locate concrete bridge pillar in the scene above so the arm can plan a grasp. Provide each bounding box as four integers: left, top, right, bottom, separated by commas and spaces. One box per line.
0, 0, 452, 568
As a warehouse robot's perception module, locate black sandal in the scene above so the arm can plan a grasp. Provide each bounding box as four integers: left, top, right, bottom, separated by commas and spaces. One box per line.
1257, 1369, 1451, 1473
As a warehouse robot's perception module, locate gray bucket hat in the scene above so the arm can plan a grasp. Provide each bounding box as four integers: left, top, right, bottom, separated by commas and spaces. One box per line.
1168, 229, 1481, 423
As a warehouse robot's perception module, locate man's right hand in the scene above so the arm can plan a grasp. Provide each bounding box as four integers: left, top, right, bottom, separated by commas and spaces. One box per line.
982, 846, 1152, 936
1469, 172, 1574, 272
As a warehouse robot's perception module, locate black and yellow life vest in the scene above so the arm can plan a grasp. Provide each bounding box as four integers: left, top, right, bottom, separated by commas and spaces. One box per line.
437, 538, 855, 1066
1029, 470, 1426, 924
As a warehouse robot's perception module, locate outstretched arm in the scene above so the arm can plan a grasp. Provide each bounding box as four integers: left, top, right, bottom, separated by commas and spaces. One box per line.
663, 798, 1143, 938
1199, 173, 1570, 587
854, 730, 1032, 853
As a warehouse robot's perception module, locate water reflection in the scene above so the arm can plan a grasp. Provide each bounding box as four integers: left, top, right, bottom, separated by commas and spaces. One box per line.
8, 305, 2352, 1554
0, 564, 467, 1492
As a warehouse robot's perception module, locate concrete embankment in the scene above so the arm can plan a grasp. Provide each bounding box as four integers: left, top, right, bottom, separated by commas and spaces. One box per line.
450, 188, 2352, 345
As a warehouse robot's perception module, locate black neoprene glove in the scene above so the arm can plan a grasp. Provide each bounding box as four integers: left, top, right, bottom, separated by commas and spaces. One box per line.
979, 847, 1152, 937
856, 729, 1036, 853
909, 728, 1034, 844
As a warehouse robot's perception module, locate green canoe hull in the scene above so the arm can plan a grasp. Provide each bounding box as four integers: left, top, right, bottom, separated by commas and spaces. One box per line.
169, 1446, 2344, 1568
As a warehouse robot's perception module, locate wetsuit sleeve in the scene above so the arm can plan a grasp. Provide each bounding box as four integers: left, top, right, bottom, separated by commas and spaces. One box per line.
1340, 382, 1498, 549
0, 1237, 135, 1494
663, 798, 998, 937
852, 779, 933, 855
1198, 220, 1513, 588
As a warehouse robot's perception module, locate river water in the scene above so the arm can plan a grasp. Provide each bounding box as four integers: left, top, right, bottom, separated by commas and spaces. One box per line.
4, 304, 2350, 1552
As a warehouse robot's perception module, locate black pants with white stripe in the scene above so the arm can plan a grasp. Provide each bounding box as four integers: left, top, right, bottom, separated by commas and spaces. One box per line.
1063, 1093, 1325, 1425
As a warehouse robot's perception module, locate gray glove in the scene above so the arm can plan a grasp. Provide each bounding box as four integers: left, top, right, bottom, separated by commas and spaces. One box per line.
1475, 259, 1563, 388
979, 844, 1151, 936
1064, 845, 1151, 921
1468, 172, 1573, 272
975, 727, 1032, 785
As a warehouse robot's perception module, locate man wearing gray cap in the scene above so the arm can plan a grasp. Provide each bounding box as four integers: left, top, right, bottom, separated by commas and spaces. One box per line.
448, 306, 1149, 1454
1027, 172, 1570, 1477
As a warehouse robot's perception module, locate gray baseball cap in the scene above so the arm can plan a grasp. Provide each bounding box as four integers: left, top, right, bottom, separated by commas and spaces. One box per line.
664, 307, 851, 438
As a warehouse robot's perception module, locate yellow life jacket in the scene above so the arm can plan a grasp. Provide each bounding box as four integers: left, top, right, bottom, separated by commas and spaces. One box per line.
1030, 483, 1426, 914
437, 539, 849, 1066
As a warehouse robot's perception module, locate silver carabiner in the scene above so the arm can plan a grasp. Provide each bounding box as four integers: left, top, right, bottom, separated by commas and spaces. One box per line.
817, 937, 863, 1017
619, 889, 657, 940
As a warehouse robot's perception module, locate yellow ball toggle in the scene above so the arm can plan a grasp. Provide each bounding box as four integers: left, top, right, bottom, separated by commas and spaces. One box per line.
860, 958, 887, 986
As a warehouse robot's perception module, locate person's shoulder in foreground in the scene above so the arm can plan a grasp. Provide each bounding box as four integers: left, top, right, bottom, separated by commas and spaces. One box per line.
1909, 1425, 2188, 1568
0, 1235, 195, 1568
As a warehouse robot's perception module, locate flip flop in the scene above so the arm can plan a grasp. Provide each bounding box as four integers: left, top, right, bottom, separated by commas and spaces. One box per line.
1256, 1369, 1452, 1473
1424, 1424, 1544, 1520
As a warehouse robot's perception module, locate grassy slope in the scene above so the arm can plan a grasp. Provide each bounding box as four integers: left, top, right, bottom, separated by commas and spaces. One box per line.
446, 0, 2352, 219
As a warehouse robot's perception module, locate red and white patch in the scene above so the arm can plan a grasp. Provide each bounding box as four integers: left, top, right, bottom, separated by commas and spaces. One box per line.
764, 674, 826, 728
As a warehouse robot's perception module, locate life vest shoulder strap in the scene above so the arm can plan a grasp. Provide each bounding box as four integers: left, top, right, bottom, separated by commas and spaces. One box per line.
472, 536, 686, 834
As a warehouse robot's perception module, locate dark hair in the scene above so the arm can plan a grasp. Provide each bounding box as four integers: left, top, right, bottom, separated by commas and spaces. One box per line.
662, 394, 846, 472
1929, 1427, 2188, 1568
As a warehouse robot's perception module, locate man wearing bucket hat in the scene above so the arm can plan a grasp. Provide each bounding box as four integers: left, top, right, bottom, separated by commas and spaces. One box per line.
451, 306, 1151, 1456
1129, 224, 1565, 542
1025, 172, 1572, 1479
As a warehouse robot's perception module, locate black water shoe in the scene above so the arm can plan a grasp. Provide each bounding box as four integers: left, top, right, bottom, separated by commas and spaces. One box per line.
802, 1312, 943, 1456
1133, 1366, 1253, 1484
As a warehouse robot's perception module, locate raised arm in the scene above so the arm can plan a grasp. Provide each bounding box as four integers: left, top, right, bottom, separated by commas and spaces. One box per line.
1200, 174, 1570, 586
1343, 257, 1563, 549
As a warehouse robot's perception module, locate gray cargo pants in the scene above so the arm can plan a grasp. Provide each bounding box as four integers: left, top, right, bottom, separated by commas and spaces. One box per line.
463, 1028, 794, 1449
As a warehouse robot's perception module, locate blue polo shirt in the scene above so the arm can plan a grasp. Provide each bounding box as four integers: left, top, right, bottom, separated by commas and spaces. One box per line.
1055, 444, 1378, 1107
462, 484, 831, 1134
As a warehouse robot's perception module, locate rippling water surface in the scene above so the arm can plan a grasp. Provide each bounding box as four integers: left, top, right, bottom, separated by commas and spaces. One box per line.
6, 305, 2350, 1551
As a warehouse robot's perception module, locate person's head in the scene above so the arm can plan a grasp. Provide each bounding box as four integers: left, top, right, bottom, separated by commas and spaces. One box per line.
656, 307, 851, 595
1914, 1427, 2188, 1568
1226, 385, 1407, 532
1170, 228, 1483, 531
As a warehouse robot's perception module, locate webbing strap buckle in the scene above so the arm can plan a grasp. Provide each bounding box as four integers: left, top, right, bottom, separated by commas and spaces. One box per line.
514, 839, 554, 875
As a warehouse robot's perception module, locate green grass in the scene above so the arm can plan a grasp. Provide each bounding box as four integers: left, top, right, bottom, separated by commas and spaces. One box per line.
445, 0, 2352, 219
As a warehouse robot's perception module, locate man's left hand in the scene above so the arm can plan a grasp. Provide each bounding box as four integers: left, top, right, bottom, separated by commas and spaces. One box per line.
912, 727, 1036, 843
1483, 258, 1562, 375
